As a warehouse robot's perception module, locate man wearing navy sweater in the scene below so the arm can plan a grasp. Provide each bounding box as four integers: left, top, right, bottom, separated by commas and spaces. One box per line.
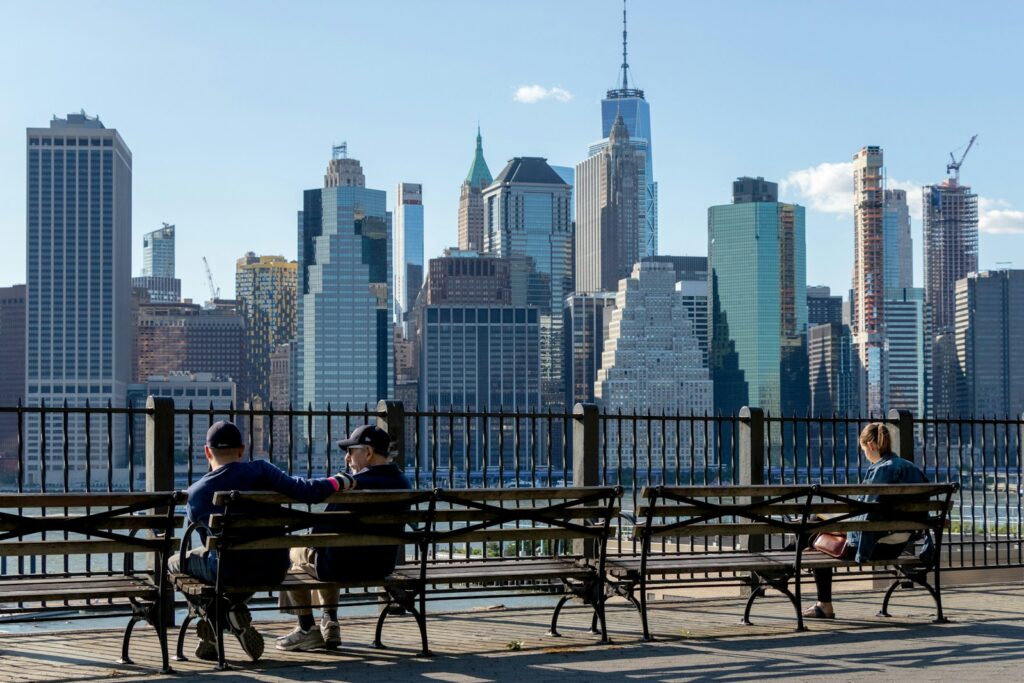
170, 420, 356, 662
276, 424, 411, 651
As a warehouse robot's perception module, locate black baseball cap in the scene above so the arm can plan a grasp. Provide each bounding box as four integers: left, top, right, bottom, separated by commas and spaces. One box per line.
337, 424, 390, 453
206, 421, 243, 449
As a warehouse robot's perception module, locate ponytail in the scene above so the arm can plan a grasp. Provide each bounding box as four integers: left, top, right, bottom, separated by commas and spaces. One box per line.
859, 422, 892, 456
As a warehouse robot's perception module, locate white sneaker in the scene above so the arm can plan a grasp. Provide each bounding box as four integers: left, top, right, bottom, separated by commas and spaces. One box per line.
275, 626, 325, 651
320, 614, 341, 649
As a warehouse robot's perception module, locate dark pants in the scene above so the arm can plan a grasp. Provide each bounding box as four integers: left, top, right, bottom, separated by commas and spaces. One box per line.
167, 547, 287, 613
805, 537, 908, 602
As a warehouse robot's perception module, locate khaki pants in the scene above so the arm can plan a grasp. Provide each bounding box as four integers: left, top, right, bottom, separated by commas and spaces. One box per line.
278, 547, 340, 616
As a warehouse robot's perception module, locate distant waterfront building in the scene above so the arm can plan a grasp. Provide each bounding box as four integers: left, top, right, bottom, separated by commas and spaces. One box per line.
131, 276, 180, 304
425, 249, 511, 305
0, 285, 26, 479
884, 287, 931, 419
883, 190, 913, 291
25, 113, 132, 487
708, 177, 808, 415
483, 157, 573, 408
565, 292, 617, 406
924, 176, 979, 418
954, 270, 1024, 418
142, 223, 175, 277
851, 146, 887, 416
297, 145, 392, 426
267, 342, 293, 458
575, 112, 645, 293
589, 2, 657, 258
595, 261, 712, 470
128, 372, 236, 478
457, 128, 492, 253
235, 253, 297, 404
134, 300, 245, 386
807, 286, 843, 326
393, 182, 424, 331
808, 323, 858, 416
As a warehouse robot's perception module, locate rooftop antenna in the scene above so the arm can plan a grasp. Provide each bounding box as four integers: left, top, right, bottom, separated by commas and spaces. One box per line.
332, 142, 348, 160
621, 0, 629, 90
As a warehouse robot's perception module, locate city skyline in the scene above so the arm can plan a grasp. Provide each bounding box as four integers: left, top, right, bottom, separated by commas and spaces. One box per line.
2, 1, 1023, 304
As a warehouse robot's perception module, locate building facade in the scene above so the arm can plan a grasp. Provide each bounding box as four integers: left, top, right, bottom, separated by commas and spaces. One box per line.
425, 249, 511, 306
0, 285, 26, 480
393, 182, 424, 331
575, 112, 645, 293
483, 157, 573, 409
808, 322, 858, 416
595, 261, 713, 470
807, 285, 843, 326
142, 223, 175, 278
565, 292, 617, 406
851, 146, 887, 416
954, 270, 1024, 418
25, 113, 133, 487
134, 300, 245, 385
883, 190, 913, 291
297, 146, 393, 424
235, 253, 297, 404
457, 128, 492, 253
708, 177, 808, 416
884, 287, 931, 418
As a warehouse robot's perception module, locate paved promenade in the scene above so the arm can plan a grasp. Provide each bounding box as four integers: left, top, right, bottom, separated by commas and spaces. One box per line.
1, 582, 1022, 682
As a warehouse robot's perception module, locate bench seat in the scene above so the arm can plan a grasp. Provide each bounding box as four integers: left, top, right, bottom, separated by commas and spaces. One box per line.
0, 575, 160, 603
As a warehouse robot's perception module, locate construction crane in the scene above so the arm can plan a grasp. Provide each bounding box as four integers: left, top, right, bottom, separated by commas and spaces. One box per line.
946, 134, 978, 184
202, 256, 220, 302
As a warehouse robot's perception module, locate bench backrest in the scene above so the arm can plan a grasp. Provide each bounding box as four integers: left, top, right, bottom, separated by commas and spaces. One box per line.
636, 483, 958, 546
0, 491, 185, 559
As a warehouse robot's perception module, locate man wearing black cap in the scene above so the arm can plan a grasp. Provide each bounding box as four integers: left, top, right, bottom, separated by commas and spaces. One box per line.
170, 420, 356, 662
276, 424, 411, 652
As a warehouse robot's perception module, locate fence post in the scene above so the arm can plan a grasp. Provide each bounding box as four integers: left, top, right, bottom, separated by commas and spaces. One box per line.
572, 403, 599, 558
738, 407, 765, 554
377, 400, 406, 469
886, 409, 915, 463
145, 395, 176, 627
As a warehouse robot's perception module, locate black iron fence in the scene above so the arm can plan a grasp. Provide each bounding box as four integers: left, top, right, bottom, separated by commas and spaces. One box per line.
0, 400, 1021, 575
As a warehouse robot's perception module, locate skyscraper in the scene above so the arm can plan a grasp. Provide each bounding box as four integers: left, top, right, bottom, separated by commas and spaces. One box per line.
483, 157, 573, 408
297, 145, 393, 419
564, 291, 617, 406
235, 253, 298, 403
134, 300, 246, 384
595, 260, 712, 469
393, 183, 424, 331
709, 177, 808, 415
575, 112, 645, 293
808, 322, 858, 417
425, 249, 511, 305
884, 287, 931, 419
457, 128, 492, 253
25, 113, 132, 487
954, 270, 1024, 418
589, 1, 657, 258
851, 146, 887, 415
924, 174, 979, 418
883, 190, 913, 291
142, 223, 175, 277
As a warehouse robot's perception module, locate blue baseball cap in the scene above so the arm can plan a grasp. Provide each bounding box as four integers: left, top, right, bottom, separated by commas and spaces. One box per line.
206, 421, 243, 449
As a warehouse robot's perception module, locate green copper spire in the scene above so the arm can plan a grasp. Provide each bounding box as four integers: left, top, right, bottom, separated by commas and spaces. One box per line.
465, 126, 493, 187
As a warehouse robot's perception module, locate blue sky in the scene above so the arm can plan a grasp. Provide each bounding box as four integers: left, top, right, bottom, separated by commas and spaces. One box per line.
2, 0, 1023, 303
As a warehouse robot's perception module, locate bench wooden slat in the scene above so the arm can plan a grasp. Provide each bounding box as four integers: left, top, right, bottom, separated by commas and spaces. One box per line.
212, 489, 429, 506
0, 514, 185, 532
439, 487, 619, 502
0, 539, 171, 557
0, 492, 184, 508
604, 550, 924, 577
0, 577, 156, 602
636, 501, 949, 518
208, 532, 410, 552
208, 508, 608, 529
437, 527, 603, 544
642, 485, 809, 498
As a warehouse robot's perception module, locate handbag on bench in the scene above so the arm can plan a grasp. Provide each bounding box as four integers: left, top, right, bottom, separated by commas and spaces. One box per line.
811, 532, 848, 559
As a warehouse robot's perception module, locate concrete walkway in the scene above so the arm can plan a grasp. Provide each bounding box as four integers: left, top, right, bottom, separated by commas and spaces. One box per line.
2, 582, 1022, 682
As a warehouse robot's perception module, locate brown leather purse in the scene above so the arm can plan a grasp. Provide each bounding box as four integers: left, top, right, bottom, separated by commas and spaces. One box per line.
812, 532, 848, 558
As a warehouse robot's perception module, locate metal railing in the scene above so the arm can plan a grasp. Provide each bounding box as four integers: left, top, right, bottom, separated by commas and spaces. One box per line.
0, 400, 1021, 577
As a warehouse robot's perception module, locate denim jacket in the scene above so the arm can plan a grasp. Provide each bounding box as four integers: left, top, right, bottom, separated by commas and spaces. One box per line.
848, 454, 929, 563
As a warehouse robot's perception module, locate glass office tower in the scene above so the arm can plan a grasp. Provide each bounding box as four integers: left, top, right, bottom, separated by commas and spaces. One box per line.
25, 112, 132, 488
393, 182, 424, 332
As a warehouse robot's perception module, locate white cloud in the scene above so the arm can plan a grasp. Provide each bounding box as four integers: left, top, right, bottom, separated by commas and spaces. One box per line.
979, 197, 1024, 234
512, 85, 573, 104
780, 161, 854, 215
781, 161, 922, 220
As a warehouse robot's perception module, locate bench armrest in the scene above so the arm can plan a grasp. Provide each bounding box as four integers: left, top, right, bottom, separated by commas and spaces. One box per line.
177, 520, 213, 571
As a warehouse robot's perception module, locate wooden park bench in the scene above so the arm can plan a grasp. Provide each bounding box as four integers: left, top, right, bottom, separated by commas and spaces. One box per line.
171, 485, 621, 668
605, 483, 958, 639
0, 491, 185, 673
